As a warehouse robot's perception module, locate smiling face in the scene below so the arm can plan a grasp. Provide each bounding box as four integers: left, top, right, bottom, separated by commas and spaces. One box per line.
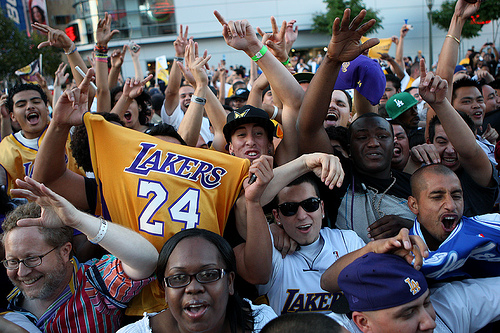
391, 124, 410, 171
380, 81, 398, 106
324, 90, 351, 128
408, 170, 464, 247
164, 237, 234, 333
4, 227, 71, 301
452, 86, 485, 129
350, 116, 394, 179
431, 125, 460, 172
482, 84, 500, 114
354, 291, 436, 333
179, 86, 194, 112
273, 182, 324, 246
228, 123, 273, 162
11, 89, 49, 139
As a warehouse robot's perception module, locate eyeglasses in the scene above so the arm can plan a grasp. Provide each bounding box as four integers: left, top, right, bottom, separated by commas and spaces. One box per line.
165, 268, 226, 288
2, 247, 58, 270
278, 197, 321, 217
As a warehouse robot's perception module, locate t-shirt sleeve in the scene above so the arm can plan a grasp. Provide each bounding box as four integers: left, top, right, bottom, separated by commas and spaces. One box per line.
88, 255, 154, 308
430, 277, 500, 332
257, 226, 283, 294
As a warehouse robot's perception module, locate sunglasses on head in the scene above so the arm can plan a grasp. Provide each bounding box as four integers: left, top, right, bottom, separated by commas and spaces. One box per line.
278, 197, 321, 217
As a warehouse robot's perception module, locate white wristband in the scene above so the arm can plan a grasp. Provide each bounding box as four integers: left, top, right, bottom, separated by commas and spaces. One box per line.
271, 106, 279, 120
191, 95, 206, 106
88, 217, 108, 244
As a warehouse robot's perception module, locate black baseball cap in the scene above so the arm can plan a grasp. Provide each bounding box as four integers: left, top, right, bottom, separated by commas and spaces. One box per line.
223, 105, 275, 143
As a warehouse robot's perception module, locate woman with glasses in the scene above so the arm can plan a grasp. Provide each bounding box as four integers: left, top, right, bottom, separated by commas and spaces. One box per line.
117, 228, 276, 332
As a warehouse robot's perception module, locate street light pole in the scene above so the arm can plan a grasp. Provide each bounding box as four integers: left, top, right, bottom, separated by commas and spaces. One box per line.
427, 0, 434, 68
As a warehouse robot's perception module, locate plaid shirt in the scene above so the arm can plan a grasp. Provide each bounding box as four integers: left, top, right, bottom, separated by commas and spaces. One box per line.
7, 255, 153, 332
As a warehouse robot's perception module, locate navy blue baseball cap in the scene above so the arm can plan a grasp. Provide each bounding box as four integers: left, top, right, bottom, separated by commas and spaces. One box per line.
338, 253, 428, 312
334, 55, 386, 106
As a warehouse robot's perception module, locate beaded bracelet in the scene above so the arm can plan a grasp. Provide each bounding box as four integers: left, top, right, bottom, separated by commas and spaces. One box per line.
94, 44, 109, 53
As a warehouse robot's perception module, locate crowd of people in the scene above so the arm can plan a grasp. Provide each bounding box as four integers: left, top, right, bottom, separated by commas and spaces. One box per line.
1, 0, 500, 332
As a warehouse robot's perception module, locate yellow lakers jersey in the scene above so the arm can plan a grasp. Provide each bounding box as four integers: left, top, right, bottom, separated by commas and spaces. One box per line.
83, 113, 250, 315
0, 127, 84, 195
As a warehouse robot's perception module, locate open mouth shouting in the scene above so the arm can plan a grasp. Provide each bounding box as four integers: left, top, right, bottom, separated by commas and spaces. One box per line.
124, 111, 132, 122
26, 111, 40, 125
441, 214, 458, 233
184, 300, 209, 319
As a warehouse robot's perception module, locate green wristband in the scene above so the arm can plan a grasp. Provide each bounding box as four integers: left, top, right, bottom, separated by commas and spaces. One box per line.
251, 45, 268, 62
281, 58, 290, 66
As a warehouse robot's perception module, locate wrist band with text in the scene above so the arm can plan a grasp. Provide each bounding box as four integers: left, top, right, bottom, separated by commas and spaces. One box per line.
251, 45, 268, 62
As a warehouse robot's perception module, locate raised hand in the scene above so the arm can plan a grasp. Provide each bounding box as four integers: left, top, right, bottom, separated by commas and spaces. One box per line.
369, 228, 429, 270
214, 11, 261, 54
418, 58, 448, 104
96, 12, 119, 47
174, 24, 189, 57
0, 93, 8, 118
326, 9, 379, 62
454, 0, 481, 21
302, 153, 344, 189
54, 62, 69, 87
52, 68, 95, 126
177, 40, 211, 88
244, 155, 274, 203
285, 20, 298, 53
32, 23, 73, 51
11, 177, 81, 229
111, 46, 127, 68
122, 75, 154, 99
256, 17, 288, 62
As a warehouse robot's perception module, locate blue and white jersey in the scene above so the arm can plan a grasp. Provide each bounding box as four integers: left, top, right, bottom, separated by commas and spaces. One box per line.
257, 228, 365, 315
410, 214, 500, 280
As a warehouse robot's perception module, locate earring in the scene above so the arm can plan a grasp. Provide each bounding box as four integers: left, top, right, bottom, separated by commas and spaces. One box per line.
268, 149, 272, 155
230, 152, 235, 156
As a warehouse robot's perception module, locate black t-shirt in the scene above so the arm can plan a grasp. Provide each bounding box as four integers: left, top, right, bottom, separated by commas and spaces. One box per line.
457, 165, 498, 217
320, 153, 412, 227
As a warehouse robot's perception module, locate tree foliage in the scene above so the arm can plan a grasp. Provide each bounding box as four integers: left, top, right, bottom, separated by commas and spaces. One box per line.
0, 10, 62, 83
312, 0, 383, 35
432, 0, 500, 39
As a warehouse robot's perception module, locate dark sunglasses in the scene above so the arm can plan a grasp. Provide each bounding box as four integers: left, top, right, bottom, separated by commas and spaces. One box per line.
278, 197, 321, 217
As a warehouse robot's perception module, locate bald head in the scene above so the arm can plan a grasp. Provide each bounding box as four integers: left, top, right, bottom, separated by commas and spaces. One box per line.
411, 164, 458, 199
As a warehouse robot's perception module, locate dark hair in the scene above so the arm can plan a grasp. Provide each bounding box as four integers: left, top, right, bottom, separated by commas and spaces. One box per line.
146, 123, 187, 145
452, 77, 481, 104
261, 313, 344, 333
234, 68, 246, 78
385, 74, 401, 91
489, 79, 500, 90
428, 111, 475, 143
326, 126, 350, 152
337, 89, 353, 112
7, 84, 48, 113
411, 164, 458, 197
150, 93, 165, 113
1, 202, 73, 247
274, 173, 321, 207
110, 86, 152, 125
349, 112, 393, 137
404, 86, 418, 94
156, 229, 254, 333
30, 5, 45, 24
